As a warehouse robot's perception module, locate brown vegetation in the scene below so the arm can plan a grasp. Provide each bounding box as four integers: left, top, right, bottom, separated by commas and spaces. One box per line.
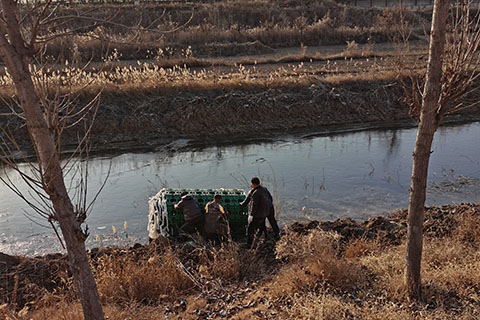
1, 2, 479, 318
1, 203, 479, 319
3, 2, 480, 156
7, 52, 480, 157
32, 0, 429, 62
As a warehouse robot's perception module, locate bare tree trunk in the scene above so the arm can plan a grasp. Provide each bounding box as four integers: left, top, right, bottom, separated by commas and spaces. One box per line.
0, 2, 104, 319
405, 0, 449, 301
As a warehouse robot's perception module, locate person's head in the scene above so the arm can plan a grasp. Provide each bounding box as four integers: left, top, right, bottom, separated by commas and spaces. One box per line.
251, 177, 260, 188
213, 194, 222, 203
180, 191, 188, 197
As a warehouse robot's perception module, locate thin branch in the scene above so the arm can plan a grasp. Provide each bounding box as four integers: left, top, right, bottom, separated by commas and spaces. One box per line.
85, 160, 112, 216
49, 219, 66, 249
22, 211, 50, 229
0, 175, 50, 218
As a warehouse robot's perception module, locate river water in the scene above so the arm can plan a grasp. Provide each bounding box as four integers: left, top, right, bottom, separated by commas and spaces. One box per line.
1, 122, 480, 256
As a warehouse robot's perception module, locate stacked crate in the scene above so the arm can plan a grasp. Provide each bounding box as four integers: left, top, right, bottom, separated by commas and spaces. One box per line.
148, 188, 248, 239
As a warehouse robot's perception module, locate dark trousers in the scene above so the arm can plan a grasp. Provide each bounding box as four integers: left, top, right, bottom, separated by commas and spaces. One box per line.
247, 216, 266, 246
180, 216, 204, 237
259, 207, 280, 238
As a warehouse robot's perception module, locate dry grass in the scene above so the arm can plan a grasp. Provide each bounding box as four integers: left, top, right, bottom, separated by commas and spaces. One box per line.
422, 240, 480, 300
32, 1, 426, 62
0, 2, 430, 97
16, 302, 168, 320
343, 237, 380, 259
286, 292, 359, 320
270, 206, 480, 318
0, 49, 420, 97
94, 247, 194, 304
268, 228, 367, 298
6, 205, 480, 319
194, 238, 271, 282
359, 243, 407, 300
195, 241, 243, 281
358, 238, 480, 310
453, 207, 480, 248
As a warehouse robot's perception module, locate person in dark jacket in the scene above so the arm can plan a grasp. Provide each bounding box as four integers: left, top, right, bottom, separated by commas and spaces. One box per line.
204, 194, 230, 243
174, 192, 203, 236
241, 178, 280, 241
242, 177, 273, 247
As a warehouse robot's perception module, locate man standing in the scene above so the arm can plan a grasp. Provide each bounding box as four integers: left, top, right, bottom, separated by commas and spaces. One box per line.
174, 192, 203, 236
241, 177, 279, 247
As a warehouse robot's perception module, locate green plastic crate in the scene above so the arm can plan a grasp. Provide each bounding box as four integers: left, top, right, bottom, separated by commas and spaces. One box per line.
148, 188, 248, 239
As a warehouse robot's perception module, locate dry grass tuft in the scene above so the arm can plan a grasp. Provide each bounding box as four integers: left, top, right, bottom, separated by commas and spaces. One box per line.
18, 302, 84, 320
20, 302, 168, 320
454, 207, 480, 248
284, 228, 480, 319
269, 228, 366, 298
286, 292, 358, 320
196, 241, 243, 281
359, 237, 480, 303
359, 243, 407, 300
194, 240, 269, 282
94, 247, 193, 304
422, 239, 480, 300
343, 238, 379, 259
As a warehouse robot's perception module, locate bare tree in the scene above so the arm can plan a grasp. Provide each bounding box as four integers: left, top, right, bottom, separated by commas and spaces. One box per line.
0, 1, 195, 316
0, 1, 105, 319
404, 0, 480, 300
0, 1, 191, 317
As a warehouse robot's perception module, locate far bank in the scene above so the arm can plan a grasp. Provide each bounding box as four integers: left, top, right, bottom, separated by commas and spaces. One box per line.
2, 78, 480, 158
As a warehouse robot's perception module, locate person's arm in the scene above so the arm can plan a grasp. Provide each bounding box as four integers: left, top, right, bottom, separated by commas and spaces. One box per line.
218, 204, 224, 214
266, 188, 273, 207
222, 205, 229, 219
240, 189, 253, 206
265, 188, 273, 205
174, 199, 184, 210
250, 190, 259, 217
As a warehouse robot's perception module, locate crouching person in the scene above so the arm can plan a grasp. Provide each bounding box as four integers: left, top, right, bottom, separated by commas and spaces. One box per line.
204, 194, 230, 243
174, 192, 204, 238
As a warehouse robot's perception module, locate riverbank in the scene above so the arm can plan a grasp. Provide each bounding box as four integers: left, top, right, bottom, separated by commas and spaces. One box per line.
1, 202, 479, 319
1, 1, 478, 159
43, 80, 480, 157
3, 77, 480, 160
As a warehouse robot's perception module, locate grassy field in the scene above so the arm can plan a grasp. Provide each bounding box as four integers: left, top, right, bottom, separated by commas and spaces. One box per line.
1, 203, 479, 319
0, 0, 432, 95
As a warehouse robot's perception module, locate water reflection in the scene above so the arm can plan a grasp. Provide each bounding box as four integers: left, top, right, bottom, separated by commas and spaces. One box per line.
1, 122, 480, 255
